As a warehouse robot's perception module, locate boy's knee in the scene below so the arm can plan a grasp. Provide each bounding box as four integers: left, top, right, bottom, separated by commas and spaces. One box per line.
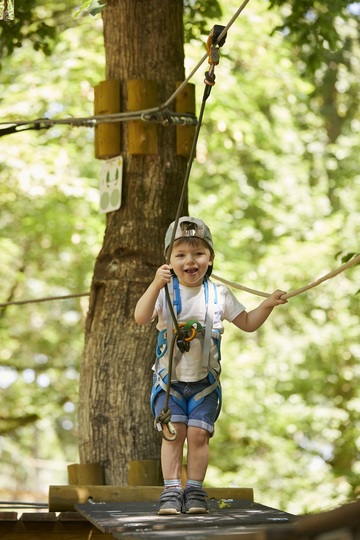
187, 426, 210, 446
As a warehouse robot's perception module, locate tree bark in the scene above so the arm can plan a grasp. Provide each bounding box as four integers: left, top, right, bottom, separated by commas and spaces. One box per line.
79, 0, 189, 484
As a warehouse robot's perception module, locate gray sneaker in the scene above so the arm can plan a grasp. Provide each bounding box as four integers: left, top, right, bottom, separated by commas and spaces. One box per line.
183, 487, 209, 514
158, 488, 183, 515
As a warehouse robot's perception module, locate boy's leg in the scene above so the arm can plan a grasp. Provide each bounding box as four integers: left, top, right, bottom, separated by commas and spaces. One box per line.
158, 422, 186, 515
161, 422, 187, 479
186, 426, 210, 481
184, 426, 211, 514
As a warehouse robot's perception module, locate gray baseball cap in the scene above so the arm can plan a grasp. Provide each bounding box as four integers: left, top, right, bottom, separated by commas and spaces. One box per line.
164, 216, 214, 255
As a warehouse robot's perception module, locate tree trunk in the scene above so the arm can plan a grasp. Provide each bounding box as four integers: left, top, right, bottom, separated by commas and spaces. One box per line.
78, 0, 189, 484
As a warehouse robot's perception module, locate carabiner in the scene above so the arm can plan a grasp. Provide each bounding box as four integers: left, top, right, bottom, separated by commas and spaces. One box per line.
177, 322, 197, 342
161, 421, 177, 442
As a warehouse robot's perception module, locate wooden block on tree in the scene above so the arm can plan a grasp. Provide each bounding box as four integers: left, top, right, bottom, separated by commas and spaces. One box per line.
67, 463, 104, 486
127, 80, 158, 155
49, 485, 253, 512
94, 79, 121, 159
175, 82, 196, 157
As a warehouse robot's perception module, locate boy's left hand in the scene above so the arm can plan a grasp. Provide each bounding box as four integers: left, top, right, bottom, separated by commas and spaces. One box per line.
266, 289, 288, 307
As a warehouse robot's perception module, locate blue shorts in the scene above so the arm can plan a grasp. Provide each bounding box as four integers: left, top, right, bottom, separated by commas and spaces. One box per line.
152, 377, 219, 434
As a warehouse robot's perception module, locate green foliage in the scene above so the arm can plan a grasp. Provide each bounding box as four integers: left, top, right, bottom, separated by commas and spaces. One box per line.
73, 0, 107, 19
188, 0, 360, 512
0, 16, 105, 494
268, 0, 360, 72
0, 0, 80, 62
184, 0, 223, 42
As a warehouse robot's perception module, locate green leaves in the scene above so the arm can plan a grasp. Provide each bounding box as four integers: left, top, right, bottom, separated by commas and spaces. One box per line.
184, 0, 223, 42
73, 0, 107, 19
188, 0, 360, 511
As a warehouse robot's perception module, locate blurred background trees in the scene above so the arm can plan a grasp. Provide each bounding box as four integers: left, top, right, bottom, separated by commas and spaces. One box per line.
0, 0, 359, 513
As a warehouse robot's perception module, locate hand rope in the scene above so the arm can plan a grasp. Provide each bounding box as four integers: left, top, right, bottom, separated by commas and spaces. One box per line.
212, 253, 360, 300
1, 255, 358, 309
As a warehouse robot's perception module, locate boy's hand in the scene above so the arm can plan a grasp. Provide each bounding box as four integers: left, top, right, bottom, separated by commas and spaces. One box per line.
153, 264, 172, 290
264, 289, 288, 308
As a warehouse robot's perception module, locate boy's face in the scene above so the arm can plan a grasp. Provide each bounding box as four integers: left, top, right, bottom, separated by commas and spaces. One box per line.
169, 239, 214, 287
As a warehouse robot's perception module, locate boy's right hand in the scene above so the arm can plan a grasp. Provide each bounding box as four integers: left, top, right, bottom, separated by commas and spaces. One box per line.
153, 264, 172, 290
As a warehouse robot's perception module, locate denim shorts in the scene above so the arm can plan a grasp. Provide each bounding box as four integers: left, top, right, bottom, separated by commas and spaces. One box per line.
152, 376, 219, 434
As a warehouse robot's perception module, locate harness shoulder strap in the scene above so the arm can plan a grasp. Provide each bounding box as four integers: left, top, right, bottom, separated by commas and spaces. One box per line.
201, 277, 216, 367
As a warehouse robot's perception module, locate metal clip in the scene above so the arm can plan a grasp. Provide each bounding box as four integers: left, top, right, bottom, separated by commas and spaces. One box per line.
206, 25, 227, 66
161, 421, 177, 441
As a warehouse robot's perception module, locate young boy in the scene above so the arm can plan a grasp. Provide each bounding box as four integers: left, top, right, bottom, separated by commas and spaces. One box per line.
134, 216, 287, 515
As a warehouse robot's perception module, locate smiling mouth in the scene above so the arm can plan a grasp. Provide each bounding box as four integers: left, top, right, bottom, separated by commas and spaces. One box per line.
185, 268, 198, 275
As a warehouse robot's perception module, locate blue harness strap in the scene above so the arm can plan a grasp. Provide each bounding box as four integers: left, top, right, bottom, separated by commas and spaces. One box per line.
150, 368, 222, 421
151, 277, 222, 420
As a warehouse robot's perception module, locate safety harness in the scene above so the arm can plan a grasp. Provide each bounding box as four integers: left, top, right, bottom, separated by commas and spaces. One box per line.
151, 275, 223, 430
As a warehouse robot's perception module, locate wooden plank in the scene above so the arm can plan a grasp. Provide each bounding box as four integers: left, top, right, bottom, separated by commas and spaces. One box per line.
0, 512, 18, 521
58, 512, 88, 521
49, 485, 254, 512
295, 499, 360, 537
75, 499, 294, 536
0, 517, 113, 539
20, 512, 58, 521
49, 485, 162, 512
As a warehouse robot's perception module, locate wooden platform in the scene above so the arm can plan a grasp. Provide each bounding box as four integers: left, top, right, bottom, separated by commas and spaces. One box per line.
75, 499, 295, 539
1, 499, 359, 539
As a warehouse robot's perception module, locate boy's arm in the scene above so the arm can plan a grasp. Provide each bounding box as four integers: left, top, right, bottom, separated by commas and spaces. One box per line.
232, 290, 287, 333
134, 264, 172, 325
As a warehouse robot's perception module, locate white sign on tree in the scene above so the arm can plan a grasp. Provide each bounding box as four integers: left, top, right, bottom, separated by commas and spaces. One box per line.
99, 156, 123, 214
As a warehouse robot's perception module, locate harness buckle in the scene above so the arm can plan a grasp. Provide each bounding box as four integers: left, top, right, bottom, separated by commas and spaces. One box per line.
176, 336, 191, 354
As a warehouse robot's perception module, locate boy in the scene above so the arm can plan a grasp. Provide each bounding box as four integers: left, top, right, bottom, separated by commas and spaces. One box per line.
134, 216, 287, 515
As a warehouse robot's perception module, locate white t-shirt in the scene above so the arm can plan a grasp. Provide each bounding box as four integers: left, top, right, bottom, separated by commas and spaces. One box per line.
154, 279, 246, 382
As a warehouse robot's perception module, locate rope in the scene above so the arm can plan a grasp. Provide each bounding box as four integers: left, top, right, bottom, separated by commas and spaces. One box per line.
158, 50, 217, 440
282, 252, 360, 300
0, 292, 90, 308
212, 274, 270, 298
212, 253, 360, 300
0, 255, 358, 309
